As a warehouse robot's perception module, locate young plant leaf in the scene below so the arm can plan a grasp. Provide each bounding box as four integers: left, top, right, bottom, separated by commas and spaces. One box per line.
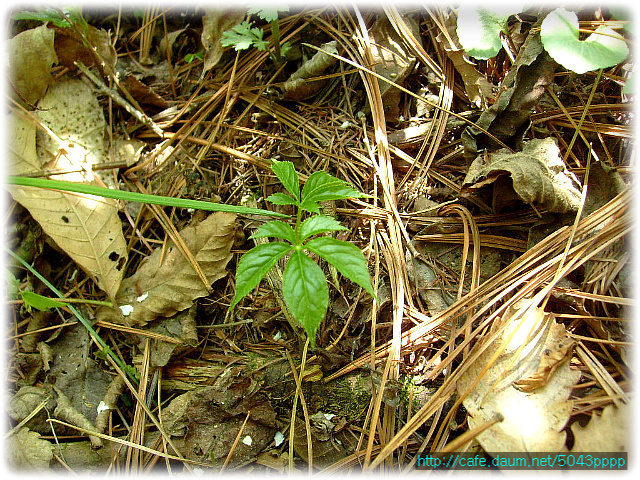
282, 250, 328, 348
300, 171, 370, 213
248, 6, 289, 23
304, 237, 376, 298
221, 21, 268, 51
541, 8, 629, 74
250, 220, 296, 244
270, 160, 300, 201
230, 242, 293, 310
299, 215, 348, 242
21, 291, 69, 311
266, 192, 299, 206
456, 5, 514, 60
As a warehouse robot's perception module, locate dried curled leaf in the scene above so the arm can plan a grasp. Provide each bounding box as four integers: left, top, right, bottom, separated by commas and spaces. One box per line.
571, 403, 629, 452
108, 212, 237, 326
282, 41, 338, 100
9, 24, 57, 106
457, 299, 580, 452
461, 137, 582, 213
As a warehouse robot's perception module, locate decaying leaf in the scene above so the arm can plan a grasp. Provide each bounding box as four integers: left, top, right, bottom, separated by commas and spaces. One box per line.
462, 24, 556, 156
457, 299, 580, 452
9, 25, 58, 106
201, 8, 245, 73
7, 427, 54, 471
513, 324, 576, 392
293, 413, 349, 469
571, 403, 629, 452
281, 41, 338, 101
461, 137, 582, 213
162, 371, 277, 467
53, 24, 117, 74
104, 212, 237, 326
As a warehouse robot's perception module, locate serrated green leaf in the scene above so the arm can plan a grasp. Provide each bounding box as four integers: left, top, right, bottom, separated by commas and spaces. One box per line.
266, 192, 299, 206
21, 290, 69, 311
230, 242, 293, 310
541, 8, 629, 74
247, 6, 289, 23
456, 6, 518, 60
271, 160, 300, 201
299, 215, 348, 242
304, 237, 376, 299
250, 220, 296, 244
300, 171, 370, 212
283, 250, 328, 348
221, 21, 265, 51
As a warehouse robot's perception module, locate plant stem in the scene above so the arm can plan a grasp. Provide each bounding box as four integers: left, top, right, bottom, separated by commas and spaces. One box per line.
271, 19, 282, 65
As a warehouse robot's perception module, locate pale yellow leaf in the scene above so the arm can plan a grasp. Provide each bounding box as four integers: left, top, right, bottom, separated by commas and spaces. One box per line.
9, 78, 127, 299
8, 112, 40, 175
571, 403, 629, 452
457, 299, 580, 452
9, 25, 58, 106
106, 212, 237, 326
36, 78, 109, 176
7, 427, 54, 471
9, 186, 127, 300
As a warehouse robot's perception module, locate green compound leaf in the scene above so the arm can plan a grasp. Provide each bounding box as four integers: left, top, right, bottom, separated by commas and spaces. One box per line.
250, 220, 296, 244
230, 242, 293, 310
221, 21, 267, 51
456, 6, 519, 60
299, 215, 348, 242
271, 160, 300, 201
541, 8, 629, 74
300, 171, 370, 213
304, 237, 376, 299
283, 250, 328, 348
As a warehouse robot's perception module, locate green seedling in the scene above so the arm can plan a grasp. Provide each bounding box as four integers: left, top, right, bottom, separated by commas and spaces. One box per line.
222, 6, 292, 66
456, 6, 628, 74
12, 6, 86, 29
229, 160, 376, 348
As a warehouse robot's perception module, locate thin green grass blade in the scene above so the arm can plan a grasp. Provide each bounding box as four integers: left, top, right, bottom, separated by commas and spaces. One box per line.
6, 176, 288, 218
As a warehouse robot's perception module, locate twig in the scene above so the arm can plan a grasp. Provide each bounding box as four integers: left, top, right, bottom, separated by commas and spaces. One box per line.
75, 61, 165, 137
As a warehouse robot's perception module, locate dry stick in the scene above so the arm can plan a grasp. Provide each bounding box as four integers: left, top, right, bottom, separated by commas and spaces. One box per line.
75, 61, 164, 138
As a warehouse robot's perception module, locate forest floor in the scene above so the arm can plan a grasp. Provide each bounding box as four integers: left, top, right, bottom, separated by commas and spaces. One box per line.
5, 4, 633, 474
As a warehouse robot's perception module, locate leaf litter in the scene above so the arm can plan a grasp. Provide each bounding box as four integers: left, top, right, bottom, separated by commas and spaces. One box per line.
5, 5, 632, 474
